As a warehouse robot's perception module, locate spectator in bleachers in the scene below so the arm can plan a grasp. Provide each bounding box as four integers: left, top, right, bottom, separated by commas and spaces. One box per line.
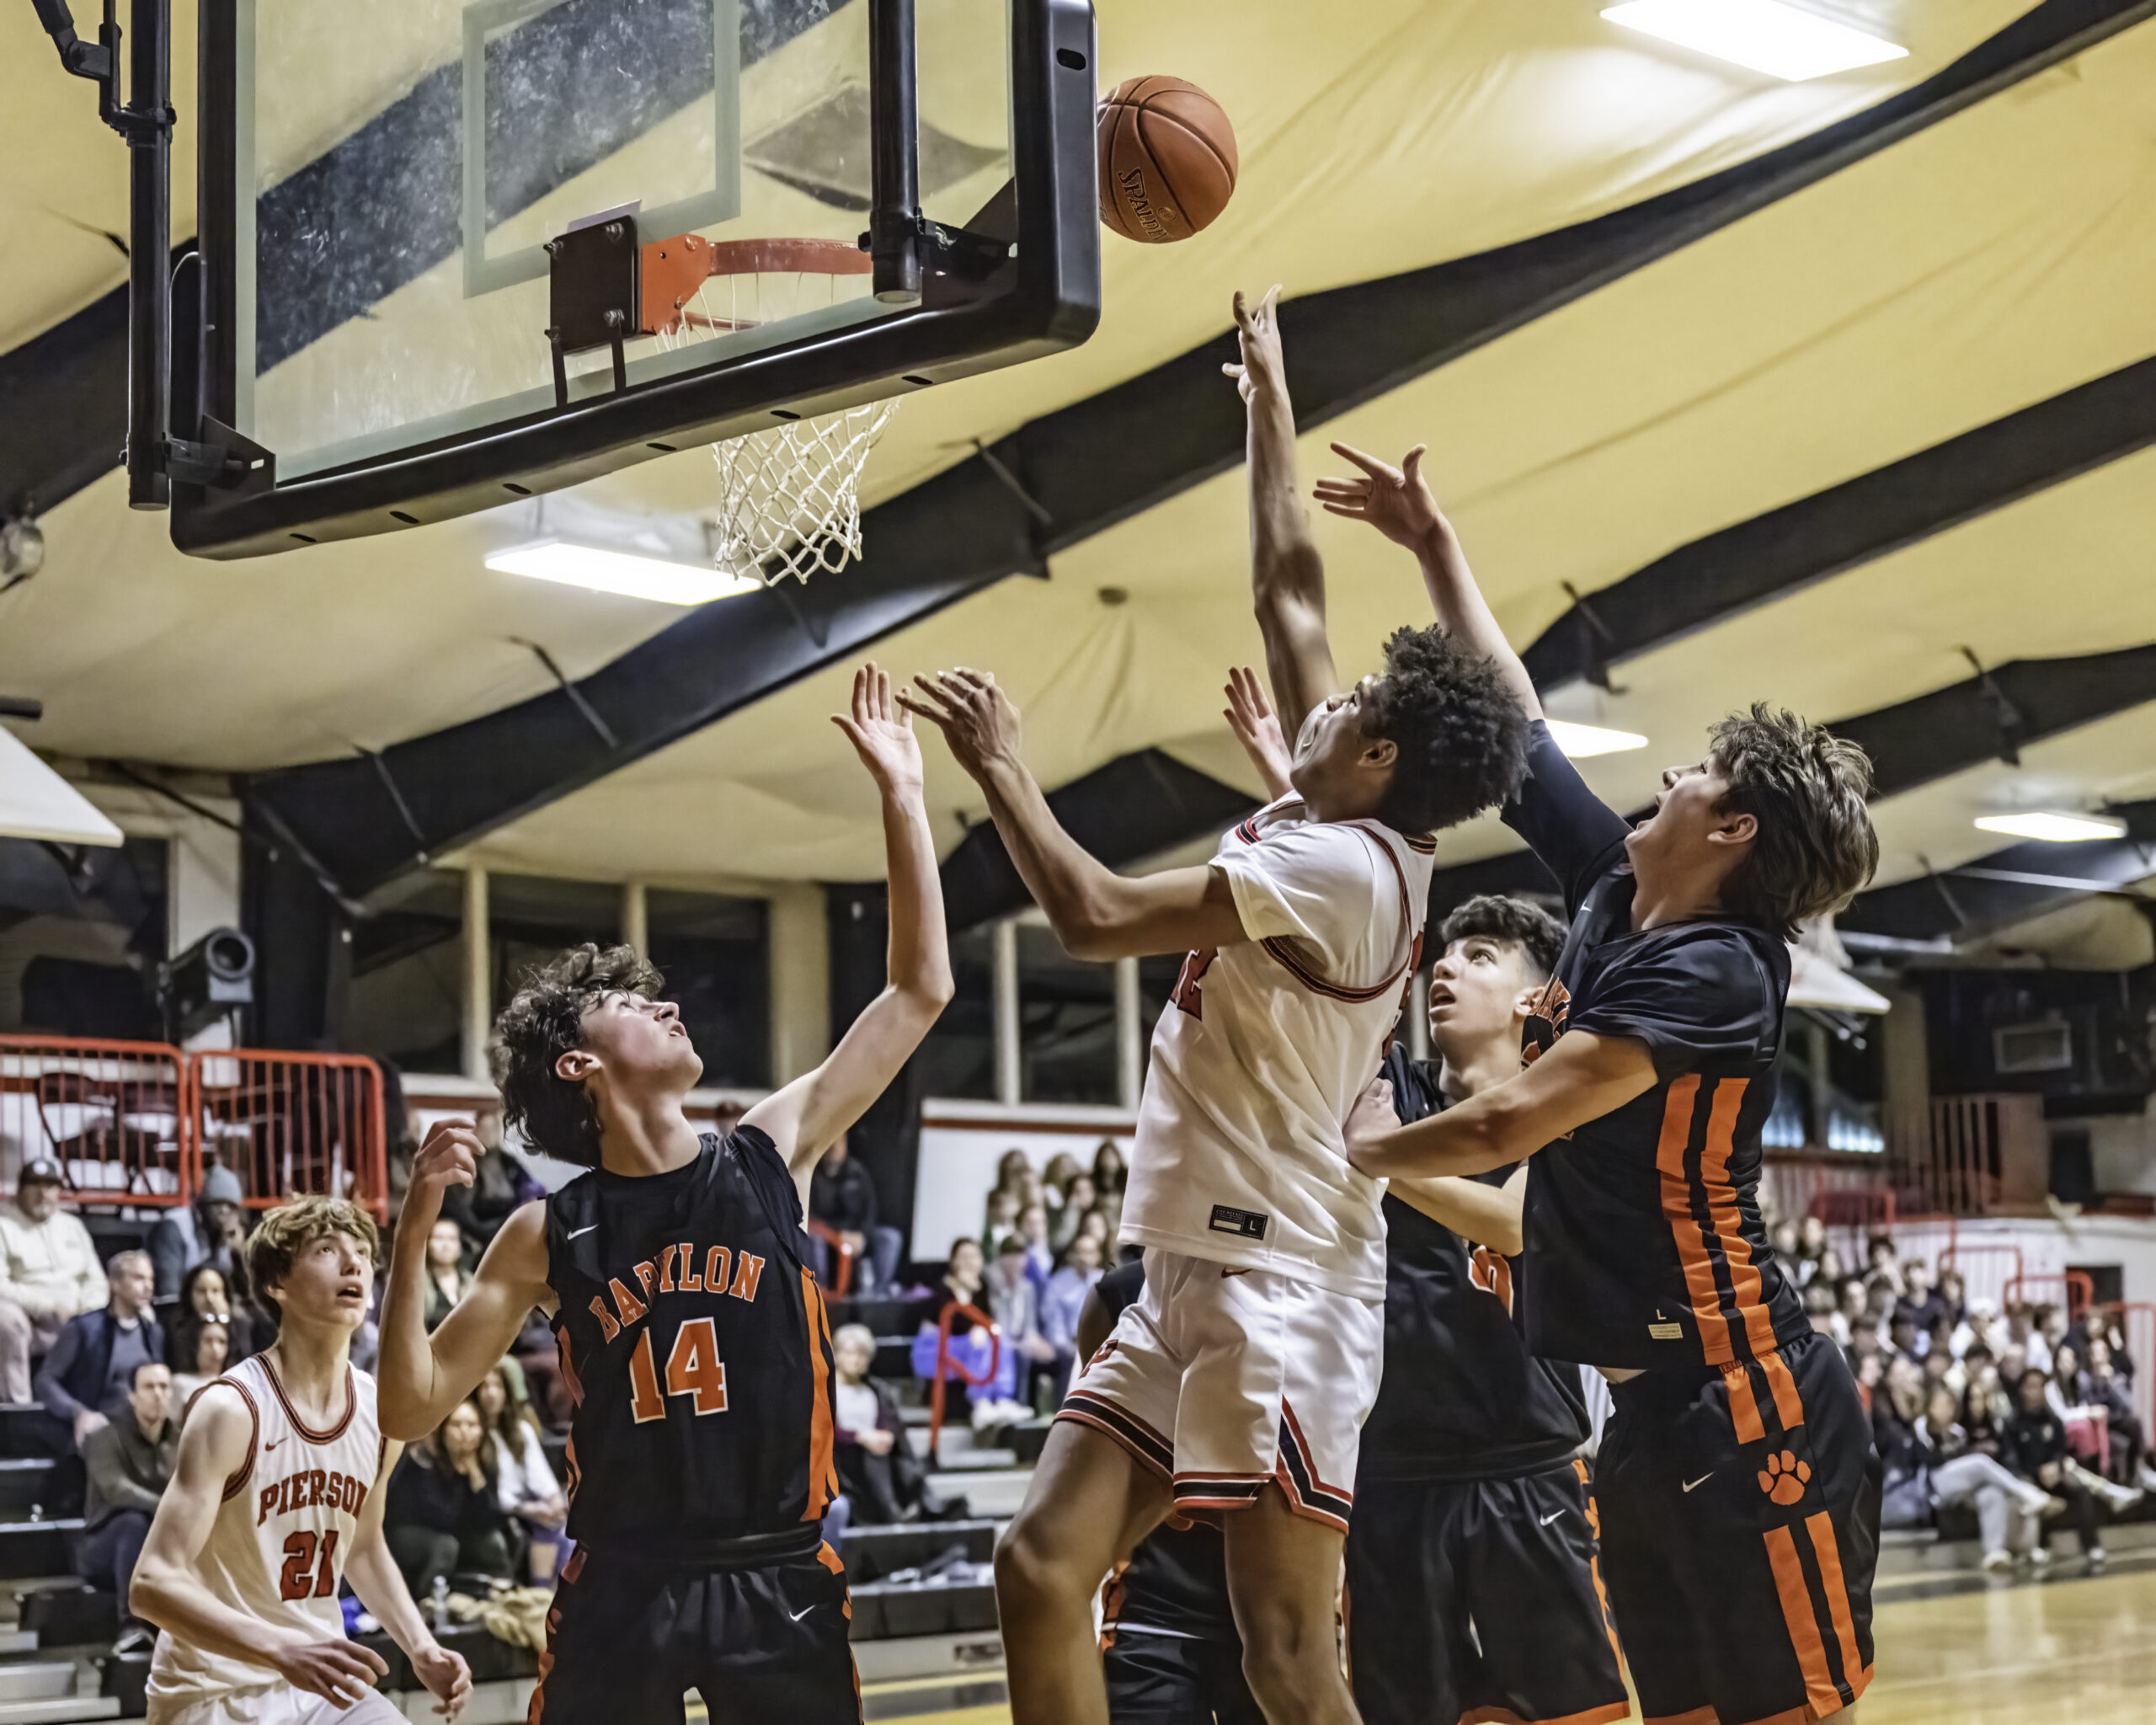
1076, 1207, 1112, 1254
145, 1164, 247, 1314
1835, 1278, 1870, 1348
1042, 1152, 1082, 1212
1873, 1354, 1924, 1461
167, 1312, 229, 1411
2002, 1365, 2107, 1567
983, 1236, 1057, 1405
173, 1262, 258, 1366
1796, 1215, 1829, 1282
983, 1189, 1022, 1260
1886, 1311, 1921, 1364
1091, 1140, 1126, 1197
1863, 1235, 1904, 1300
1936, 1268, 1967, 1332
1040, 1235, 1103, 1381
1952, 1295, 2002, 1363
1049, 1174, 1097, 1257
1896, 1258, 1949, 1339
420, 1217, 472, 1332
1017, 1203, 1054, 1295
0, 1159, 108, 1405
1769, 1220, 1801, 1282
476, 1362, 566, 1582
1851, 1343, 1883, 1415
384, 1398, 514, 1596
77, 1358, 174, 1653
914, 1238, 992, 1426
2083, 1338, 2155, 1491
2007, 1303, 2052, 1375
831, 1324, 963, 1525
2037, 1306, 2072, 1374
35, 1250, 162, 1450
1897, 1382, 2062, 1573
808, 1135, 903, 1296
439, 1108, 542, 1259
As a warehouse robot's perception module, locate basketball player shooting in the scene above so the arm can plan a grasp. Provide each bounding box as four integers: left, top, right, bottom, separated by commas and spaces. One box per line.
1322, 445, 1883, 1724
376, 662, 953, 1725
129, 1197, 473, 1725
898, 288, 1530, 1725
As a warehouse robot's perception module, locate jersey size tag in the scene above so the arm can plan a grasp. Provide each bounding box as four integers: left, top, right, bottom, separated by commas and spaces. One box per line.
1208, 1204, 1269, 1242
1649, 1313, 1684, 1340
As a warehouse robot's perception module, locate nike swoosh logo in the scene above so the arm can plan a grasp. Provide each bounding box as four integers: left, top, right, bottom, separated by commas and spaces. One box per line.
787, 1604, 816, 1623
566, 1225, 598, 1240
264, 1438, 284, 1452
1539, 1509, 1564, 1526
1683, 1473, 1713, 1493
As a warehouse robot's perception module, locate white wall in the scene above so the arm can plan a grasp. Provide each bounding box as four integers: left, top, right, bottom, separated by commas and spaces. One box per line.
912, 1097, 1136, 1265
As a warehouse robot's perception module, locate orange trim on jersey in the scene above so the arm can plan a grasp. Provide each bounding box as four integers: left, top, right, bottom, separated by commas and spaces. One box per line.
556, 1322, 584, 1409
258, 1353, 358, 1445
800, 1268, 839, 1520
1655, 1076, 1732, 1364
202, 1376, 260, 1502
1761, 1348, 1807, 1433
1804, 1511, 1865, 1697
1699, 1079, 1778, 1359
1458, 1704, 1631, 1725
1573, 1461, 1628, 1679
1763, 1524, 1844, 1720
1725, 1361, 1765, 1445
1256, 820, 1421, 1001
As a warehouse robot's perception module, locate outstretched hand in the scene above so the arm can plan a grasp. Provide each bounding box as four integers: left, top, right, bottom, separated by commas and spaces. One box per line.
1314, 441, 1449, 553
832, 661, 923, 798
1222, 286, 1286, 406
897, 668, 1023, 786
1223, 667, 1294, 799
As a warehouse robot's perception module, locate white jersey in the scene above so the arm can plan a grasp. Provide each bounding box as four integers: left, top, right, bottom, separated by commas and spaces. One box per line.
147, 1354, 385, 1711
1122, 798, 1433, 1300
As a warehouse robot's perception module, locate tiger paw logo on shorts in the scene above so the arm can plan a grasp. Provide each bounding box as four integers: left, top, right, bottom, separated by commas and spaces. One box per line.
1759, 1450, 1811, 1506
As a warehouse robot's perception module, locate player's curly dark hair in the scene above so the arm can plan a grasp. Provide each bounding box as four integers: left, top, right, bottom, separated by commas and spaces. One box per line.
492, 943, 664, 1168
1437, 895, 1566, 981
1707, 703, 1879, 943
1364, 625, 1531, 837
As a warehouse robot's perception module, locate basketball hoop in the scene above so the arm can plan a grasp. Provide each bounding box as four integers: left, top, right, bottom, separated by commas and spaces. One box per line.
644, 236, 898, 585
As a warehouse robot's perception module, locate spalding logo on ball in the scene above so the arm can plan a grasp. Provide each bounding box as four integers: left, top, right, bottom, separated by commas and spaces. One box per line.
1097, 76, 1238, 243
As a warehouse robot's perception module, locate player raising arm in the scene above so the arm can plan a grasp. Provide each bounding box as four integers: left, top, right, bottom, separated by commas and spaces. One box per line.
375, 661, 951, 1725
899, 287, 1529, 1725
1321, 441, 1884, 1725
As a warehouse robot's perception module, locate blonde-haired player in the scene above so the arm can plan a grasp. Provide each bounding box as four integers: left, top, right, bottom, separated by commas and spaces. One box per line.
131, 1196, 472, 1725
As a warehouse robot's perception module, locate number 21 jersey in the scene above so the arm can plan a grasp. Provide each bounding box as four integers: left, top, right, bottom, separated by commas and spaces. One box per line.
545, 1127, 840, 1551
147, 1354, 383, 1707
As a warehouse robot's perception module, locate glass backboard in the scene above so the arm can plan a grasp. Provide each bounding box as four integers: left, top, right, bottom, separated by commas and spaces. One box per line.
174, 0, 1098, 558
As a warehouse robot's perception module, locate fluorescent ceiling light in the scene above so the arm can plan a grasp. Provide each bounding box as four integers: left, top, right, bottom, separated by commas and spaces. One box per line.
1602, 1, 1908, 82
1974, 812, 2127, 844
486, 538, 761, 606
1545, 718, 1649, 758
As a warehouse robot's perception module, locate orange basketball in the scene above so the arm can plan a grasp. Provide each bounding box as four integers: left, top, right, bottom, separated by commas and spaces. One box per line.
1096, 76, 1238, 244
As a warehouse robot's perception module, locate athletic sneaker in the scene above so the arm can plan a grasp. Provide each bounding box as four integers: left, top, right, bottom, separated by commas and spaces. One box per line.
1981, 1549, 2012, 1573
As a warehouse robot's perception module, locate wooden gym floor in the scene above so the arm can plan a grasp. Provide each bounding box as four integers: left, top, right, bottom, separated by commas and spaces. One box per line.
819, 1546, 2156, 1725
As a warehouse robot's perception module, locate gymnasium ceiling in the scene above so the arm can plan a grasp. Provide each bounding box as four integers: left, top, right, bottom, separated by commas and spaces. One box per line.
4, 0, 2156, 958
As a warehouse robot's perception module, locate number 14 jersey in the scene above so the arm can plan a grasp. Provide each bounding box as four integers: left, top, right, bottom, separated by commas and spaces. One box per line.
544, 1128, 840, 1552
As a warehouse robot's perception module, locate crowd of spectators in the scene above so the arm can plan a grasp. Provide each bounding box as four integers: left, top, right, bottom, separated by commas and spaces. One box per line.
1774, 1220, 2152, 1571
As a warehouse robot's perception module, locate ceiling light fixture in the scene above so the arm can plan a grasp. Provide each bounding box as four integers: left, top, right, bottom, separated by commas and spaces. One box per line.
1601, 1, 1908, 82
485, 539, 762, 606
1973, 812, 2127, 844
1545, 718, 1650, 759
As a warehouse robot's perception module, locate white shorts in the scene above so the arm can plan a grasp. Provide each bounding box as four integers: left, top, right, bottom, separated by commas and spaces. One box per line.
147, 1684, 405, 1725
1059, 1248, 1381, 1532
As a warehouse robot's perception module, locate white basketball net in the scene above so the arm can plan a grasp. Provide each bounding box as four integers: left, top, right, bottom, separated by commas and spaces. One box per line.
654, 263, 897, 586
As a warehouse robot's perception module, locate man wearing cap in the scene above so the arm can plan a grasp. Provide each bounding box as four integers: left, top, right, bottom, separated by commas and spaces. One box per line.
145, 1164, 248, 1314
0, 1161, 109, 1405
35, 1251, 163, 1450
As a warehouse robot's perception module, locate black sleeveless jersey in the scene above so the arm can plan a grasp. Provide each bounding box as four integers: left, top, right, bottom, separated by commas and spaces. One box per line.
545, 1127, 839, 1553
1358, 1049, 1588, 1484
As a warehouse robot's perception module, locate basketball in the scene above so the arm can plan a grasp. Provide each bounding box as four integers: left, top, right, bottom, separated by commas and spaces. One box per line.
1097, 76, 1239, 243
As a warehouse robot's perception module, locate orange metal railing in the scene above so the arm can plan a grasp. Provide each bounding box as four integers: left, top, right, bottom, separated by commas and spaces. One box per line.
926, 1301, 1002, 1459
2002, 1271, 2095, 1322
0, 1034, 192, 1204
0, 1037, 387, 1219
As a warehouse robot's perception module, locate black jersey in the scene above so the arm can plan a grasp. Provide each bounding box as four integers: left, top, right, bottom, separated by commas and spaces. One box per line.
1502, 720, 1807, 1371
1092, 1263, 1237, 1642
545, 1127, 839, 1556
1358, 1047, 1588, 1483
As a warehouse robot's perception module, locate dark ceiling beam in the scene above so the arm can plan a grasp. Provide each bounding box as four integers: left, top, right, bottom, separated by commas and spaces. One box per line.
1524, 353, 2156, 692
1428, 644, 2156, 921
238, 0, 2156, 898
942, 748, 1257, 930
1840, 799, 2156, 944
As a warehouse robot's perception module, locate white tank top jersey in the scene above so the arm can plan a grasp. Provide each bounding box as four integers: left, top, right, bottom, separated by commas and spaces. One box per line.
147, 1354, 385, 1707
1122, 796, 1434, 1301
